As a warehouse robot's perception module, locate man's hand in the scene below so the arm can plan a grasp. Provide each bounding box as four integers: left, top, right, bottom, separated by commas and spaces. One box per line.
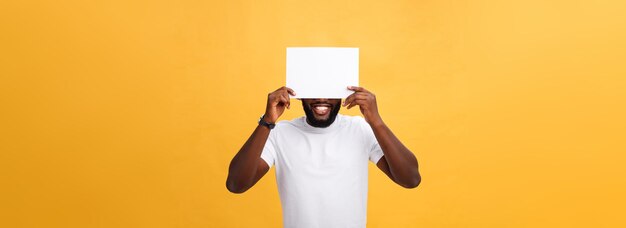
343, 86, 383, 126
264, 86, 296, 123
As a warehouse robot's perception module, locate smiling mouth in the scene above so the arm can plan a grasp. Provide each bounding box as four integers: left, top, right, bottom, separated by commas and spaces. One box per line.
311, 103, 331, 116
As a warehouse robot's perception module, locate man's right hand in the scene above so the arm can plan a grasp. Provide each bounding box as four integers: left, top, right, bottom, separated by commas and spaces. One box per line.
264, 86, 296, 123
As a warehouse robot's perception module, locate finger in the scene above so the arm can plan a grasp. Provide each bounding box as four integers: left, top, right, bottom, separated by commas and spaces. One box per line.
270, 87, 285, 103
343, 93, 356, 106
354, 93, 369, 100
285, 87, 296, 96
279, 96, 289, 109
282, 90, 292, 108
270, 93, 281, 105
346, 101, 357, 109
280, 94, 290, 109
347, 86, 368, 93
345, 97, 360, 109
347, 99, 368, 109
282, 89, 291, 98
347, 99, 362, 109
346, 92, 370, 106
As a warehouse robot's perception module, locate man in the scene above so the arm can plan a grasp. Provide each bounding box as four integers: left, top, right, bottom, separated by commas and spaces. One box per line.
226, 86, 421, 227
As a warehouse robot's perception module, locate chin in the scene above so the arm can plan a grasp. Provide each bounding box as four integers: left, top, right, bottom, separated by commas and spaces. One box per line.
314, 115, 330, 121
301, 99, 342, 128
303, 107, 340, 128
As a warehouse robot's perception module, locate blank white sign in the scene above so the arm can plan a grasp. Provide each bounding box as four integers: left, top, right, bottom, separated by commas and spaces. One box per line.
286, 47, 359, 98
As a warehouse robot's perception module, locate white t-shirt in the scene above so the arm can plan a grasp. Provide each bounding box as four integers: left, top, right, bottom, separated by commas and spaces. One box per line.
261, 114, 384, 228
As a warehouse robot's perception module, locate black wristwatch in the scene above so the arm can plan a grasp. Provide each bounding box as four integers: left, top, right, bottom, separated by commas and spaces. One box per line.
258, 114, 276, 129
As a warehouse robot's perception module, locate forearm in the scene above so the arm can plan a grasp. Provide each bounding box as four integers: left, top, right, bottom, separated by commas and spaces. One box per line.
370, 120, 420, 187
342, 86, 420, 188
226, 86, 294, 193
226, 124, 270, 192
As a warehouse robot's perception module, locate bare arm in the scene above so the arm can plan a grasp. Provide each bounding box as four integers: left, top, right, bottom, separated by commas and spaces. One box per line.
344, 86, 421, 188
226, 125, 272, 193
371, 123, 421, 188
226, 87, 295, 193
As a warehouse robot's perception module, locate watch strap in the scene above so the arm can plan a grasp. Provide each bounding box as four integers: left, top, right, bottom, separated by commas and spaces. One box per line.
258, 114, 275, 129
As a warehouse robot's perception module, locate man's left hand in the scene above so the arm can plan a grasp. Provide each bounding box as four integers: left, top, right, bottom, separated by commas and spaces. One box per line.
343, 86, 384, 126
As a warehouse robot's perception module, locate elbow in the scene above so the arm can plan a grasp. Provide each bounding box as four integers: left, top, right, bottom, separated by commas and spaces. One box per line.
401, 174, 421, 189
226, 179, 249, 194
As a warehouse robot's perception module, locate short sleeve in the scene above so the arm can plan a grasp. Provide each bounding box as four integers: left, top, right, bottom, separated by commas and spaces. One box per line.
260, 130, 277, 168
368, 138, 384, 164
358, 117, 384, 164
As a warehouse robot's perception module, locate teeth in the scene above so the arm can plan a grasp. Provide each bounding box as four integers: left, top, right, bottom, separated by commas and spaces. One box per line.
315, 106, 329, 111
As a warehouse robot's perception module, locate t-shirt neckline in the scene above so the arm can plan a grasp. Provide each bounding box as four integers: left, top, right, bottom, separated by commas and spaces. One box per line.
298, 114, 343, 134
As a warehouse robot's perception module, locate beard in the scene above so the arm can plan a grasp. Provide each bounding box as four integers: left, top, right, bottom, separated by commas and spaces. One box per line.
302, 101, 341, 128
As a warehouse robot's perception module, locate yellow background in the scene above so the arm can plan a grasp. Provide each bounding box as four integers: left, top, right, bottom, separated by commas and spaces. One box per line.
1, 0, 625, 227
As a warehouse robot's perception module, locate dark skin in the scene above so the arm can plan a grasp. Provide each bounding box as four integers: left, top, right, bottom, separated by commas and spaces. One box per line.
226, 86, 420, 193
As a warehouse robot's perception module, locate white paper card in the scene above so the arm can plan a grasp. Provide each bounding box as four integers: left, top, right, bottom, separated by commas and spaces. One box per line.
286, 47, 359, 98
